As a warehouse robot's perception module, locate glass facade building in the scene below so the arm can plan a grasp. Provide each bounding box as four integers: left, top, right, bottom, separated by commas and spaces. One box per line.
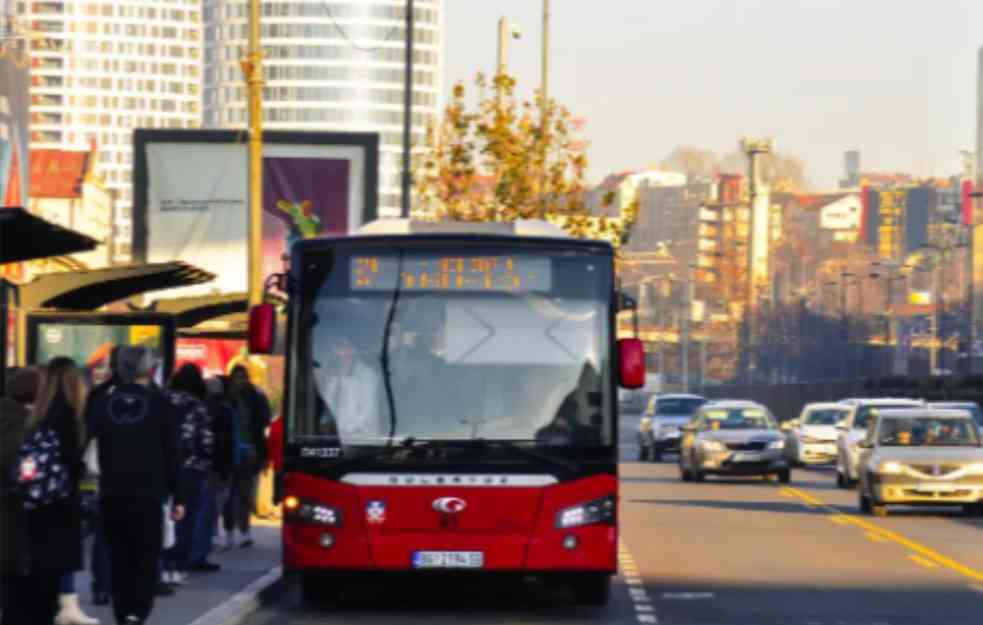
15, 0, 203, 261
203, 0, 443, 217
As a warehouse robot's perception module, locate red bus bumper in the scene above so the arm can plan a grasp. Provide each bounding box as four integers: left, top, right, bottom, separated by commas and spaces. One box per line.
282, 472, 618, 574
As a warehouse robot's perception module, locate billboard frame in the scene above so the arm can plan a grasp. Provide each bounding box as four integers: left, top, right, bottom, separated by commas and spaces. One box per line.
131, 129, 380, 265
26, 311, 178, 380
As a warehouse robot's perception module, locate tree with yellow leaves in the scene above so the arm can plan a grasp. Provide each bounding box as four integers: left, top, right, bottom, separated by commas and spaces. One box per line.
412, 73, 636, 248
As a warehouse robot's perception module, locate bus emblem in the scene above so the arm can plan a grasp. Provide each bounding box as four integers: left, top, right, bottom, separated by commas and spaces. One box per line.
366, 500, 386, 524
432, 497, 467, 514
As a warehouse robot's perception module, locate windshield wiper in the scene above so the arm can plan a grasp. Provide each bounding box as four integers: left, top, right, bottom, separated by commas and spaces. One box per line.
379, 251, 404, 446
473, 439, 580, 476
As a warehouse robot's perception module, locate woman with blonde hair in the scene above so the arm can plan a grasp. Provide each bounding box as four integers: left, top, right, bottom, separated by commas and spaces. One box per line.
3, 357, 95, 625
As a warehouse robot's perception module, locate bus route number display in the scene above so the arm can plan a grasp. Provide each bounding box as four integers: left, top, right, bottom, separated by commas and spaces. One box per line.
351, 256, 552, 292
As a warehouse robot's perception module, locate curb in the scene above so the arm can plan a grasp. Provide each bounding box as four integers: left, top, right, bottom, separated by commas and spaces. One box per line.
186, 565, 290, 625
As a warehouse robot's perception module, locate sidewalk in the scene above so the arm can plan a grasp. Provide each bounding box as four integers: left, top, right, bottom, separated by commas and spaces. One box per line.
75, 520, 282, 625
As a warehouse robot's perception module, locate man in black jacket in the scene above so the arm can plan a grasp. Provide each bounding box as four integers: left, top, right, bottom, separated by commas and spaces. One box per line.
87, 346, 184, 625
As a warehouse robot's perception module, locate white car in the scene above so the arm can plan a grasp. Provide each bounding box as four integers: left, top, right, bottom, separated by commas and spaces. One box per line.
640, 394, 708, 461
835, 398, 925, 488
784, 403, 849, 466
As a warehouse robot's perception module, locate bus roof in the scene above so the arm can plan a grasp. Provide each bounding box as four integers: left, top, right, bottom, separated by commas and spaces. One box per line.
356, 219, 572, 239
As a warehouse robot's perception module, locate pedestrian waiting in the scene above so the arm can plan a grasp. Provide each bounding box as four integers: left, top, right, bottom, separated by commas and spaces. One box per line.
86, 346, 184, 625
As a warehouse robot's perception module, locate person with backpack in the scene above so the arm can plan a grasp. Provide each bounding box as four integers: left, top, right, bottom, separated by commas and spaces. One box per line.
2, 359, 91, 625
86, 346, 184, 625
161, 364, 220, 582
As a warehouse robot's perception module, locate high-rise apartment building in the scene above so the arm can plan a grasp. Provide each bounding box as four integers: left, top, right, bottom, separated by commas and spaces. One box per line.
203, 0, 443, 217
15, 0, 203, 261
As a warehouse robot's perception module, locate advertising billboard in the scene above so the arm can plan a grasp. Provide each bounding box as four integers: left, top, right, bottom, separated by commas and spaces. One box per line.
26, 313, 178, 388
819, 195, 862, 230
132, 130, 379, 298
175, 337, 245, 379
0, 48, 29, 207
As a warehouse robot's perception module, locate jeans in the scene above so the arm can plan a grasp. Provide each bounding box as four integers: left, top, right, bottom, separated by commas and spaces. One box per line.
163, 469, 207, 572
188, 474, 219, 564
0, 572, 62, 625
223, 468, 258, 536
61, 572, 74, 593
101, 497, 163, 624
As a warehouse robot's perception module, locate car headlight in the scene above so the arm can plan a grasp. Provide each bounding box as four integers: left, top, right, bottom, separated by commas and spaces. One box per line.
700, 439, 726, 452
877, 461, 903, 475
767, 440, 785, 450
963, 462, 983, 475
284, 496, 342, 527
555, 495, 616, 529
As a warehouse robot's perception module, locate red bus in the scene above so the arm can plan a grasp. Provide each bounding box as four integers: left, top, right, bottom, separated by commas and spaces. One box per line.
249, 220, 644, 605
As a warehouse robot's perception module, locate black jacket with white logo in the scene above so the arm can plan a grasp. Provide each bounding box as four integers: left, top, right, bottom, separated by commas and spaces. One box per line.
86, 382, 182, 505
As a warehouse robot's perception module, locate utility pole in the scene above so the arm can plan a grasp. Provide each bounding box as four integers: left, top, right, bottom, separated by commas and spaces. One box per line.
243, 0, 264, 307
681, 264, 695, 393
400, 0, 415, 218
496, 17, 520, 107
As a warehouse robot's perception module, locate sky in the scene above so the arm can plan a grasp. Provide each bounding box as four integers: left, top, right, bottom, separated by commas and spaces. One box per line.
442, 0, 983, 189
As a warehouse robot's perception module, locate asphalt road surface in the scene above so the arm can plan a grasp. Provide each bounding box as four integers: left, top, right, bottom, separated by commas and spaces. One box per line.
242, 414, 983, 625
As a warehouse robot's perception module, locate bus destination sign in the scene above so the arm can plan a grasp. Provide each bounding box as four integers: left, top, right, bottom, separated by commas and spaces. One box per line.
351, 256, 552, 292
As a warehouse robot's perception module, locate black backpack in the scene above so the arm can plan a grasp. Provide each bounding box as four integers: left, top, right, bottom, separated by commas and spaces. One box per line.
10, 425, 72, 510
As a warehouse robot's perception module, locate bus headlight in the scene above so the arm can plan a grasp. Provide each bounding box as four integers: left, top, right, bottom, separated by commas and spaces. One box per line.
555, 495, 616, 529
285, 497, 342, 527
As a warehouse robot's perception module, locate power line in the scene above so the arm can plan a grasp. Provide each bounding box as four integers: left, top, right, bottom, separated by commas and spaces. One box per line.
320, 1, 404, 53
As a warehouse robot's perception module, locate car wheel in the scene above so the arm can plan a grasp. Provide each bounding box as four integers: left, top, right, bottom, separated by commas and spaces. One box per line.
872, 504, 888, 518
962, 503, 982, 517
691, 469, 705, 482
652, 446, 663, 463
778, 469, 791, 484
680, 465, 691, 481
836, 470, 848, 489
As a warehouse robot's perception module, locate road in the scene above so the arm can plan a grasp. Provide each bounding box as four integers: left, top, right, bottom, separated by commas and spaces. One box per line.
242, 414, 983, 625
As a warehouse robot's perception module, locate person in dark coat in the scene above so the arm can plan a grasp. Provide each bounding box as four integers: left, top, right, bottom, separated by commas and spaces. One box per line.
87, 346, 184, 625
0, 367, 40, 622
223, 365, 272, 549
2, 359, 89, 625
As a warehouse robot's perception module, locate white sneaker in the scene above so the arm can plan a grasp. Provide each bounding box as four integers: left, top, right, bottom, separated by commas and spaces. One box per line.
174, 571, 188, 585
161, 571, 172, 584
225, 534, 236, 550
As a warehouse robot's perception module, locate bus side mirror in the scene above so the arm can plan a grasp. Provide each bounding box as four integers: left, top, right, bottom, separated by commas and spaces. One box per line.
248, 303, 276, 354
618, 338, 645, 389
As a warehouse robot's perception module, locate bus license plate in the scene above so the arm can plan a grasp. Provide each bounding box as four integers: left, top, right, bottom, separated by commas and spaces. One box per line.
412, 551, 484, 569
916, 483, 956, 493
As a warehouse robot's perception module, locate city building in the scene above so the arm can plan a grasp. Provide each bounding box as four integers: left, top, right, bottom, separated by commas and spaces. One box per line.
27, 144, 115, 270
202, 0, 443, 217
13, 0, 204, 262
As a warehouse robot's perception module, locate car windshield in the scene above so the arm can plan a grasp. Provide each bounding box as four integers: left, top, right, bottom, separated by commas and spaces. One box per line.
934, 404, 983, 426
655, 397, 706, 417
290, 246, 613, 448
804, 409, 846, 426
702, 408, 776, 430
854, 404, 916, 430
877, 417, 981, 447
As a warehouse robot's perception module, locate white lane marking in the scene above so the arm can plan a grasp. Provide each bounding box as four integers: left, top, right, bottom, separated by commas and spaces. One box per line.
619, 540, 658, 624
662, 592, 715, 600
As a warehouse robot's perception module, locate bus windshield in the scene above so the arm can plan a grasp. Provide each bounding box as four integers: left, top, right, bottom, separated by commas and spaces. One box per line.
291, 246, 613, 448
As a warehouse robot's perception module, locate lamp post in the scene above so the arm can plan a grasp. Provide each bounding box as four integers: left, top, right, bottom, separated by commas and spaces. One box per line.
920, 240, 968, 375
826, 267, 859, 379
869, 261, 910, 377
496, 17, 521, 106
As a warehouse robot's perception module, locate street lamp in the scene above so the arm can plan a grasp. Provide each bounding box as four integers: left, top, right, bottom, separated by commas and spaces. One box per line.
825, 267, 860, 379
496, 17, 521, 105
869, 261, 910, 377
919, 240, 968, 375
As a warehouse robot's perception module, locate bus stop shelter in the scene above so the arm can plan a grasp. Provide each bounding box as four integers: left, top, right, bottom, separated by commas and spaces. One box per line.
1, 207, 99, 394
